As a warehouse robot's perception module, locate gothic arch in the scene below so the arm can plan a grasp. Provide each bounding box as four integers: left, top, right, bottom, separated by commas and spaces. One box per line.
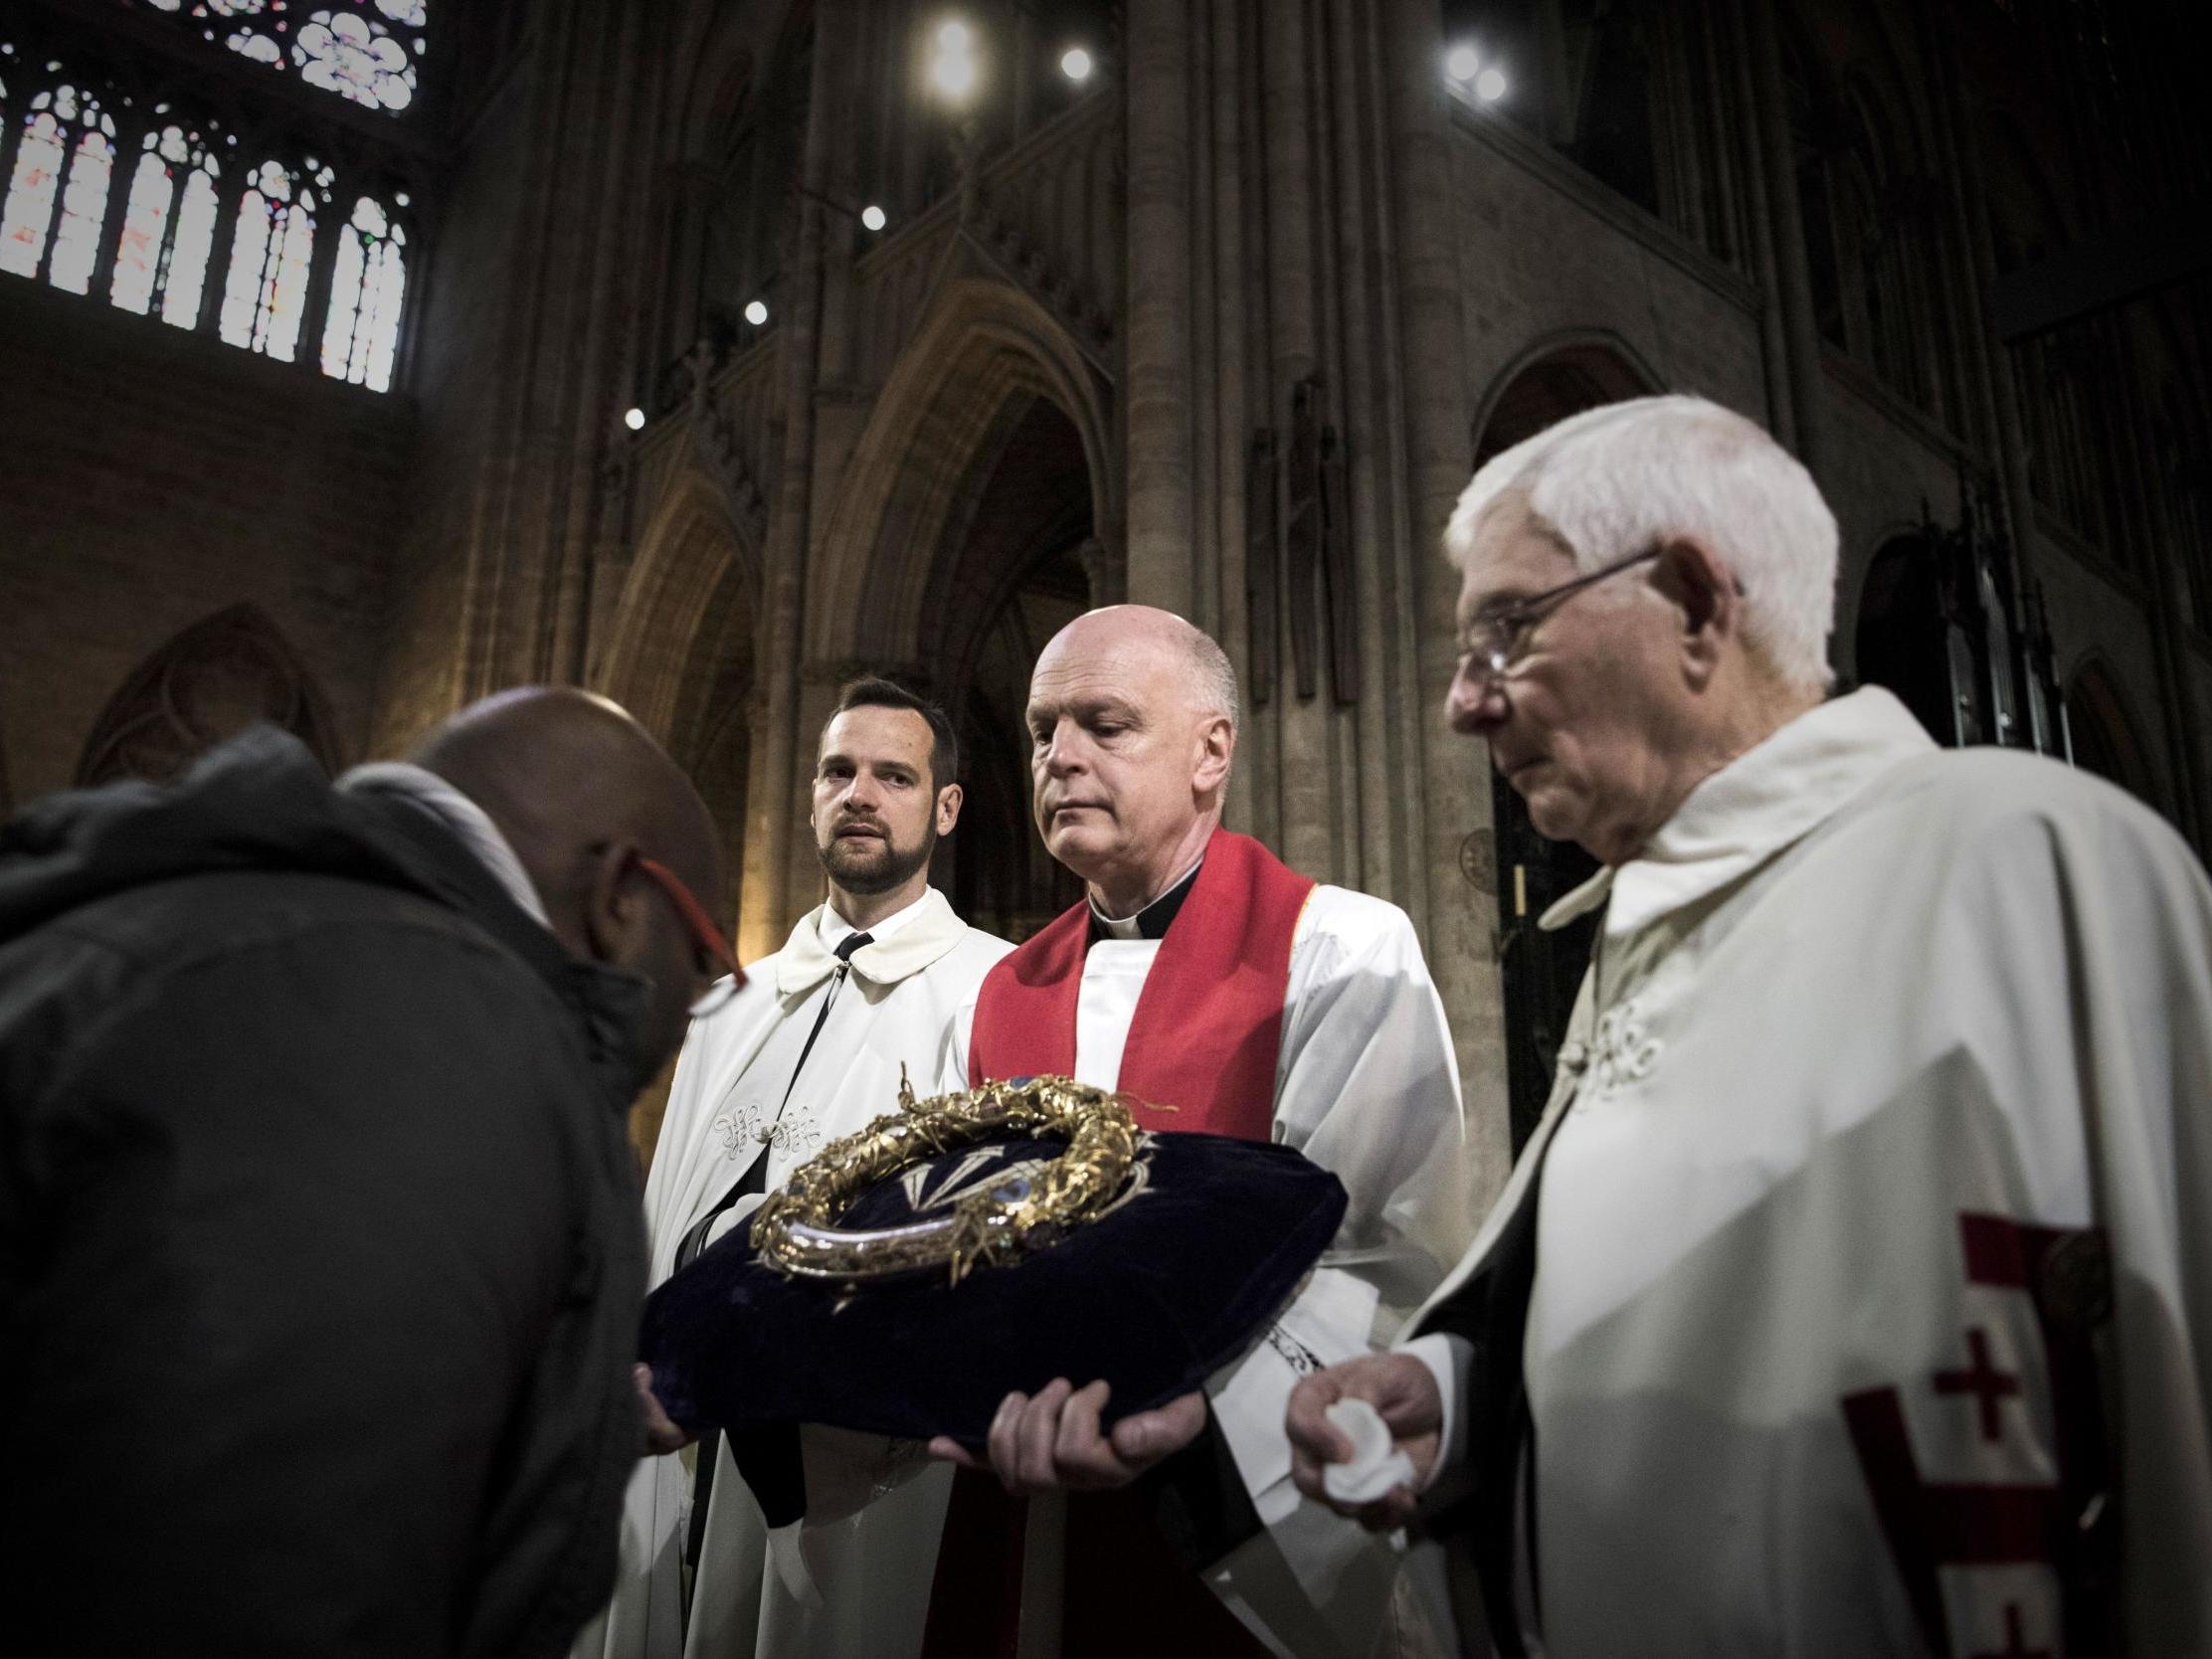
809, 276, 1116, 666
1470, 331, 1662, 466
598, 468, 763, 743
74, 603, 340, 788
1469, 336, 1659, 1152
2064, 653, 2160, 809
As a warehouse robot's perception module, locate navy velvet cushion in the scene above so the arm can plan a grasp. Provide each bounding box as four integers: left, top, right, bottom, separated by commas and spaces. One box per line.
639, 1130, 1347, 1454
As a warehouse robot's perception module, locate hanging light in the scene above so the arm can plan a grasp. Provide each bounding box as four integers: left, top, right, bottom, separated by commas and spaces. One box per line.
623, 407, 645, 432
1476, 67, 1508, 102
1061, 47, 1093, 84
744, 298, 769, 326
860, 204, 887, 232
1445, 43, 1480, 83
929, 15, 980, 104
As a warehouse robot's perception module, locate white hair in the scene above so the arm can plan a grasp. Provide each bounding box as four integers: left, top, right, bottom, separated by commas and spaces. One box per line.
1443, 394, 1837, 692
1186, 626, 1240, 735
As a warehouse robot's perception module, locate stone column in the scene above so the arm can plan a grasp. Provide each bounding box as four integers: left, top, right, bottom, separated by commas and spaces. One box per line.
1120, 0, 1197, 616
741, 1, 841, 956
1742, 0, 1828, 477
1382, 0, 1504, 1204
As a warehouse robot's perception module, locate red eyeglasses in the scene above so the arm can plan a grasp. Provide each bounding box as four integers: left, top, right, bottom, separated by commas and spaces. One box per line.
635, 855, 746, 1015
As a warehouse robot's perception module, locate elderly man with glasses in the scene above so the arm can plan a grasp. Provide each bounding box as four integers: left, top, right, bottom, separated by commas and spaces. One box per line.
1286, 395, 2212, 1657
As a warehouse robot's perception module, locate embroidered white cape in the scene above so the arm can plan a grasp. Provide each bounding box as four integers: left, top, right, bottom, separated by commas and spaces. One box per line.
579, 887, 1012, 1659
1407, 687, 2212, 1657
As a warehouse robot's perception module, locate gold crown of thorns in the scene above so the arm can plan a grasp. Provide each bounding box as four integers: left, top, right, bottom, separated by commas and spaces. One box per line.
748, 1073, 1148, 1287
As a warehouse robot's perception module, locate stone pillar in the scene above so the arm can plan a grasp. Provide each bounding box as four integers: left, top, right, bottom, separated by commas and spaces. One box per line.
1120, 0, 1197, 616
1742, 0, 1828, 477
1382, 0, 1504, 1204
741, 1, 841, 957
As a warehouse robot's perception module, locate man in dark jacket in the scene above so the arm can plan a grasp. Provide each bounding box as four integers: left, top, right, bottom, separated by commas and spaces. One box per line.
0, 686, 733, 1657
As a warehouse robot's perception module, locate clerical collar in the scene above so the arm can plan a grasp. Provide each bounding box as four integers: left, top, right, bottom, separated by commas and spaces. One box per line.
821, 888, 930, 953
1089, 859, 1202, 942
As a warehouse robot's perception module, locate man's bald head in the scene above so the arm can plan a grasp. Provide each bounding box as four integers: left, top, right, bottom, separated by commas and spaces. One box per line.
1037, 607, 1240, 736
413, 686, 725, 1085
1025, 607, 1238, 915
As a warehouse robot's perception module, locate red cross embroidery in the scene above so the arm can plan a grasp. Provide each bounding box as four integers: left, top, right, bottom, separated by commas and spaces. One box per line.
1842, 1211, 2113, 1659
1934, 1326, 2023, 1441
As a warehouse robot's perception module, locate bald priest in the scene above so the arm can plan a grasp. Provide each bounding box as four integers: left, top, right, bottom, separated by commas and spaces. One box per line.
928, 606, 1474, 1658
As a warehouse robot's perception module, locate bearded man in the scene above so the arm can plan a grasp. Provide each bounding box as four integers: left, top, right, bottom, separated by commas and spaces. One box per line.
925, 606, 1472, 1658
1287, 395, 2212, 1657
582, 677, 1012, 1659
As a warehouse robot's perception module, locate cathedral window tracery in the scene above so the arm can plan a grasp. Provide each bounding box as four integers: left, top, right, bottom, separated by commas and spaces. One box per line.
1, 19, 418, 393
127, 1, 427, 116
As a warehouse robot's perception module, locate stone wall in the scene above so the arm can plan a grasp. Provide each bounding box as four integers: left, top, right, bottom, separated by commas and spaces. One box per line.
0, 278, 412, 803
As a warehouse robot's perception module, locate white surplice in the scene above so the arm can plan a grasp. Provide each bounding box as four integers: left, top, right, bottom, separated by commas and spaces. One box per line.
952, 882, 1474, 1658
579, 886, 1012, 1659
1403, 686, 2212, 1657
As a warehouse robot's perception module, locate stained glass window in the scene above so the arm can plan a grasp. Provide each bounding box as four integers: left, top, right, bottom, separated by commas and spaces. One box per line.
218, 157, 322, 361
7, 28, 421, 393
126, 3, 429, 118
1, 84, 117, 292
320, 193, 405, 390
110, 123, 224, 329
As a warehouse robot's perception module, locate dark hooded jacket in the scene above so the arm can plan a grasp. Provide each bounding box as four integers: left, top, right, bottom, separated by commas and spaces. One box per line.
0, 727, 650, 1658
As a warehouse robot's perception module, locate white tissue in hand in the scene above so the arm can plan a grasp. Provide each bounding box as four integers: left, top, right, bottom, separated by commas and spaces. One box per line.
1321, 1397, 1416, 1504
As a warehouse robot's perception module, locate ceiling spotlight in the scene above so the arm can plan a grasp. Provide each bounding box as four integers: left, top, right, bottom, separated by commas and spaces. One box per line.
623, 407, 645, 432
744, 299, 769, 326
395, 190, 411, 207
1445, 43, 1479, 82
929, 14, 979, 102
860, 203, 887, 232
1061, 46, 1093, 83
1475, 67, 1508, 102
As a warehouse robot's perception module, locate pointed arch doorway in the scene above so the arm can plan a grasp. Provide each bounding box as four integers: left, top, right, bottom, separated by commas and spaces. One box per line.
918, 393, 1096, 941
1470, 339, 1658, 1151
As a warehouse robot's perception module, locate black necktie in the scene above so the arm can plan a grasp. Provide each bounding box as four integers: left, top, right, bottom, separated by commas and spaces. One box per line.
677, 928, 871, 1615
673, 929, 872, 1274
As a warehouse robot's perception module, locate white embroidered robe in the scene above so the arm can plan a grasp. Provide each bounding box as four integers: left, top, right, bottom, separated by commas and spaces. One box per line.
1404, 687, 2212, 1657
579, 887, 1012, 1659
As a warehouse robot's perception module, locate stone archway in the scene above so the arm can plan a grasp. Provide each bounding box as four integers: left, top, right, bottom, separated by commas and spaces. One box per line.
916, 394, 1097, 940
1855, 531, 1964, 744
597, 468, 763, 933
807, 276, 1113, 941
809, 276, 1116, 669
74, 603, 341, 787
1470, 335, 1659, 1150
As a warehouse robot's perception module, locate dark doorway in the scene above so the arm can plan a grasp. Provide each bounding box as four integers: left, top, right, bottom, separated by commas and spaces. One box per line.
1855, 534, 1963, 743
920, 394, 1096, 940
1472, 344, 1652, 1152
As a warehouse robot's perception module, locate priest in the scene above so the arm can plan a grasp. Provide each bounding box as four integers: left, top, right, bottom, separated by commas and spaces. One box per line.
582, 678, 1013, 1659
929, 606, 1473, 1658
1287, 395, 2212, 1656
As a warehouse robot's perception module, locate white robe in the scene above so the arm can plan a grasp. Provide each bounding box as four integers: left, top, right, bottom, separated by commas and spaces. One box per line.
1404, 687, 2212, 1657
580, 887, 1013, 1659
952, 882, 1474, 1658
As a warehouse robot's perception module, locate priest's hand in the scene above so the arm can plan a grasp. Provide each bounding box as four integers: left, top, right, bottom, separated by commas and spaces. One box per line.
635, 1365, 694, 1456
1286, 1353, 1441, 1532
926, 1379, 1207, 1494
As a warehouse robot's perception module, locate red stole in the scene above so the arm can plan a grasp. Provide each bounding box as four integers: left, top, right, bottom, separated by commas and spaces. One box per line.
966, 827, 1314, 1140
926, 829, 1312, 1659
